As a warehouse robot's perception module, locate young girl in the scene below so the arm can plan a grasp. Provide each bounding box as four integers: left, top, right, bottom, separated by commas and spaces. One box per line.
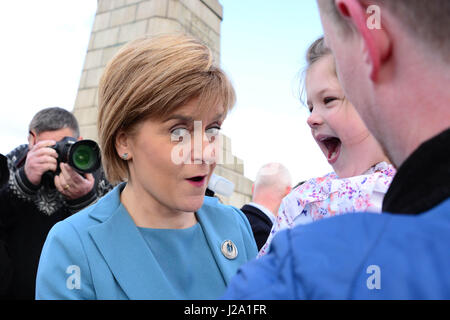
259, 37, 396, 256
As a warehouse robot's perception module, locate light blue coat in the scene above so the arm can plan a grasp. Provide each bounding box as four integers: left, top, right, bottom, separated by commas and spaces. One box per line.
35, 184, 258, 300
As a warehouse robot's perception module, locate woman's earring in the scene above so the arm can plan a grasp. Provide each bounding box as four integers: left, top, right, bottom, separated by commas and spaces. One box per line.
122, 153, 129, 160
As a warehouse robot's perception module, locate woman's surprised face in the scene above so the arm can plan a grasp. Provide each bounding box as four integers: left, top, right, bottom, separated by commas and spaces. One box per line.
120, 97, 225, 213
306, 54, 371, 177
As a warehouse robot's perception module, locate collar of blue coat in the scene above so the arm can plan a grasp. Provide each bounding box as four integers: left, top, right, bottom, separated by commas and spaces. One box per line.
86, 183, 248, 299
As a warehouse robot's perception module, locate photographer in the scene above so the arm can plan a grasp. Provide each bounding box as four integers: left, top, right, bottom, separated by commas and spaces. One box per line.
1, 107, 112, 299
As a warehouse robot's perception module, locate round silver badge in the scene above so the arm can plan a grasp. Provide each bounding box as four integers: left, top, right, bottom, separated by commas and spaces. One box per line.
221, 240, 238, 260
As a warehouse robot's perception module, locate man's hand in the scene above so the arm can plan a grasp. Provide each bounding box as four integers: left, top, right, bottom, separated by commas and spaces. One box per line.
54, 163, 95, 200
24, 140, 58, 186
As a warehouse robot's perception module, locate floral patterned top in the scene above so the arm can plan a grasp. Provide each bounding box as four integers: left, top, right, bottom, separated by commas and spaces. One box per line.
258, 162, 396, 257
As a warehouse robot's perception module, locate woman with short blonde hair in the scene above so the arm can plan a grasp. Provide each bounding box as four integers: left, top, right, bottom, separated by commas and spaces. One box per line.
36, 34, 257, 300
98, 35, 236, 184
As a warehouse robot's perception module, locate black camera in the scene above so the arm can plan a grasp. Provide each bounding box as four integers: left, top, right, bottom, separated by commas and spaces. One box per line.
41, 137, 101, 188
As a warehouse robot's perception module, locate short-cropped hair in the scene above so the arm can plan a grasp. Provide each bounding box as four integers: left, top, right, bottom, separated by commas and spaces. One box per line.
254, 163, 292, 194
29, 107, 80, 138
97, 34, 236, 183
319, 0, 450, 61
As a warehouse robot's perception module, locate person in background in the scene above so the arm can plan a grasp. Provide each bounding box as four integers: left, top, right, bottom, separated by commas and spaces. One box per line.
241, 163, 292, 251
0, 107, 112, 300
259, 37, 395, 256
222, 0, 450, 299
36, 34, 258, 300
0, 154, 12, 297
0, 154, 8, 187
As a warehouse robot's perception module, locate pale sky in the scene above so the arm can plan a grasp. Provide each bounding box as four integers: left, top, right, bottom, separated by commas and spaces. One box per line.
0, 0, 332, 185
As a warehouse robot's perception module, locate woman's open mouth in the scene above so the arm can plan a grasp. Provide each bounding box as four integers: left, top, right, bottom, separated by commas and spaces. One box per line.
319, 136, 342, 164
186, 175, 207, 187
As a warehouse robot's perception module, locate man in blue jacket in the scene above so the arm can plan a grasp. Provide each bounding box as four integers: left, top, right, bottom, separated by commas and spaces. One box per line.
223, 0, 450, 299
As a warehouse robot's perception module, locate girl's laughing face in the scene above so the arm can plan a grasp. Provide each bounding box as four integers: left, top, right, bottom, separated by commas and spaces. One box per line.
306, 54, 373, 178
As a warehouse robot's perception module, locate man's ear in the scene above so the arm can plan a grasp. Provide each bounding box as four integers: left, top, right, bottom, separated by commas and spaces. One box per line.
28, 131, 36, 149
335, 0, 391, 81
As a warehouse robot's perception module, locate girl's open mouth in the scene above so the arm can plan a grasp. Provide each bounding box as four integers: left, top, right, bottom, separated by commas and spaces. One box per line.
320, 137, 342, 164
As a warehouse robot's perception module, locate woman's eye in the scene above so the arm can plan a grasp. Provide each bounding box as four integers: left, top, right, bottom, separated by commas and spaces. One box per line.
171, 128, 190, 142
205, 127, 221, 142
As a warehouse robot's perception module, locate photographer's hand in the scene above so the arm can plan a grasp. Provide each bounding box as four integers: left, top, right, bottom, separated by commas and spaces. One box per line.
24, 140, 58, 186
54, 163, 95, 200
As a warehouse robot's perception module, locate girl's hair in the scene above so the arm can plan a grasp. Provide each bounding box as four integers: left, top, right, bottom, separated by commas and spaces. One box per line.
306, 36, 332, 66
299, 36, 333, 107
97, 34, 236, 183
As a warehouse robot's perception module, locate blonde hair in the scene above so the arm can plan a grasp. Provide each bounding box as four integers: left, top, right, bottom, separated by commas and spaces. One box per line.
97, 34, 236, 183
299, 36, 334, 107
305, 36, 332, 67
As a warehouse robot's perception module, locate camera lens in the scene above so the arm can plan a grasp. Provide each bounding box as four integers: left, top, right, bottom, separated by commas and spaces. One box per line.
73, 145, 95, 170
69, 140, 100, 173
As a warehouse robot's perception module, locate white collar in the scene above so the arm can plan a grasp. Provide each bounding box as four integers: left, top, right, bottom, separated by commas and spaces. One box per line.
248, 202, 276, 224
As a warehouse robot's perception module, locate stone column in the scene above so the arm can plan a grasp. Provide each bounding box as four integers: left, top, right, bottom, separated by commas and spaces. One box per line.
73, 0, 252, 207
214, 134, 253, 207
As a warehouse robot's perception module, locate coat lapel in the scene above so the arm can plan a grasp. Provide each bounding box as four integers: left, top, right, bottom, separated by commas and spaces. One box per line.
87, 185, 179, 299
196, 199, 247, 285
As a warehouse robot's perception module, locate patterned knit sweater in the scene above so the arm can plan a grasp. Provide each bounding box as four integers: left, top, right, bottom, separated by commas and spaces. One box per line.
0, 144, 113, 299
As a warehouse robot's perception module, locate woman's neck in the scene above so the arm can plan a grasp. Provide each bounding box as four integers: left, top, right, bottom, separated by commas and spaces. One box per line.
120, 182, 197, 229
